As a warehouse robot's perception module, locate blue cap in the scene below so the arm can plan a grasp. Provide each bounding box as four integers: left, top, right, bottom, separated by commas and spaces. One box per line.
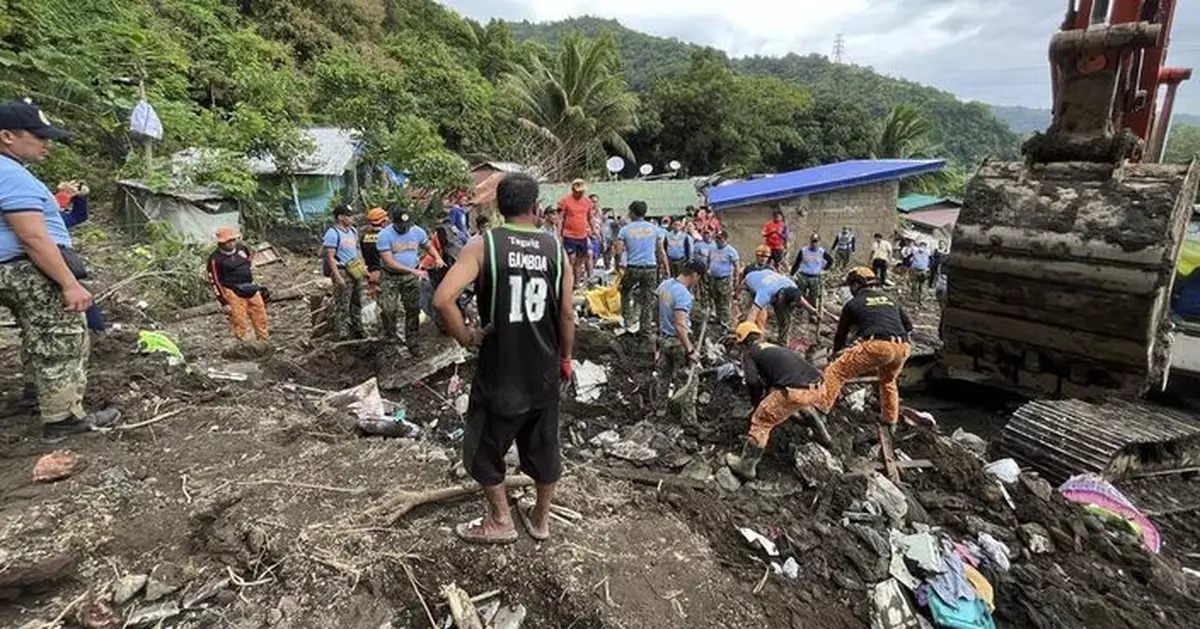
0, 100, 70, 140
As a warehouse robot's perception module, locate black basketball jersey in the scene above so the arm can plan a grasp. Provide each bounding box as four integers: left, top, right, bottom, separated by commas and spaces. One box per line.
474, 224, 564, 416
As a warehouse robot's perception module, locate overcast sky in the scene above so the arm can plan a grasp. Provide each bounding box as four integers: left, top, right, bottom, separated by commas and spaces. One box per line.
442, 0, 1200, 115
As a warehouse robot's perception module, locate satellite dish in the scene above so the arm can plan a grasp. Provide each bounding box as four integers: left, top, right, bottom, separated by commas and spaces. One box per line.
639, 164, 653, 176
668, 160, 681, 171
606, 156, 625, 173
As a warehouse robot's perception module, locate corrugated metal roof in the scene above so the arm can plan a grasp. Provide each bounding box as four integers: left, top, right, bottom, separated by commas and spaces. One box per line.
904, 208, 961, 230
472, 161, 527, 174
249, 127, 361, 176
897, 193, 953, 213
539, 179, 702, 217
709, 159, 945, 210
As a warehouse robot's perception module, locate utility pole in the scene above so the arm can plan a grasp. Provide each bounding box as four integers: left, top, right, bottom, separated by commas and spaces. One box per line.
833, 34, 845, 64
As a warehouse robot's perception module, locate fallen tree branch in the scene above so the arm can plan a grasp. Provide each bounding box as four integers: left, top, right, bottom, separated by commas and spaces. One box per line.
41, 589, 88, 629
238, 479, 374, 495
368, 475, 535, 525
171, 278, 328, 321
441, 582, 484, 629
95, 270, 176, 304
403, 561, 438, 629
595, 466, 713, 491
111, 407, 188, 431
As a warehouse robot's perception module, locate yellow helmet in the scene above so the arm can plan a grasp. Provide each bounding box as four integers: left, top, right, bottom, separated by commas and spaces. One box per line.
735, 321, 764, 343
754, 245, 771, 257
844, 266, 876, 285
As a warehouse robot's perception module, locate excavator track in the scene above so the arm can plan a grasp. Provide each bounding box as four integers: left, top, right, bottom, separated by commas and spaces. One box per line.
942, 159, 1199, 398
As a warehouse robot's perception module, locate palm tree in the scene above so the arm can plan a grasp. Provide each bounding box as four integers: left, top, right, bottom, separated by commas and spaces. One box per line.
875, 104, 934, 159
502, 35, 638, 176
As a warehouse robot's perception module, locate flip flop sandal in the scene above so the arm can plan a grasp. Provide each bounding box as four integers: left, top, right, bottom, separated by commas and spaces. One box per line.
454, 518, 518, 545
516, 501, 551, 542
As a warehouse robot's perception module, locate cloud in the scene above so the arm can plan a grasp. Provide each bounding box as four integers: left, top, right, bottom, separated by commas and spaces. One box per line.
441, 0, 1200, 114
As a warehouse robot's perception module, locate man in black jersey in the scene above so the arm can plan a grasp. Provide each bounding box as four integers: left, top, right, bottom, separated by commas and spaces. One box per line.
820, 267, 913, 427
433, 173, 576, 544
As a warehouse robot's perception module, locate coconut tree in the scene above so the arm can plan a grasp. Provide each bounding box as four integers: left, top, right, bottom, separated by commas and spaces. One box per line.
875, 104, 935, 159
502, 35, 638, 177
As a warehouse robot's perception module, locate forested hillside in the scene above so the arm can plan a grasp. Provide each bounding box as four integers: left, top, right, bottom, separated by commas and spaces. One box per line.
508, 16, 1021, 167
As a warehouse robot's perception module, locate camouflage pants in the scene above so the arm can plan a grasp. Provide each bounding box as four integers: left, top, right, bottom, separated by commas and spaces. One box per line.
656, 336, 695, 424
797, 274, 822, 313
0, 260, 88, 424
706, 275, 733, 330
332, 274, 365, 340
773, 299, 794, 345
620, 266, 657, 334
378, 272, 421, 348
909, 270, 928, 304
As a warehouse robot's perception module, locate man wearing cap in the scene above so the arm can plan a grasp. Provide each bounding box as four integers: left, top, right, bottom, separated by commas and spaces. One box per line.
742, 267, 807, 344
832, 226, 856, 270
557, 179, 594, 288
360, 208, 388, 298
377, 206, 443, 357
0, 100, 119, 441
704, 231, 740, 332
789, 234, 833, 319
663, 217, 693, 278
724, 321, 826, 480
656, 260, 705, 423
761, 210, 790, 270
541, 206, 560, 238
322, 204, 366, 340
614, 200, 668, 337
821, 267, 913, 428
207, 227, 270, 347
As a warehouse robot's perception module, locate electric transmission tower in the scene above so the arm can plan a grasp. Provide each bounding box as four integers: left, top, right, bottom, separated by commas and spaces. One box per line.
833, 34, 845, 63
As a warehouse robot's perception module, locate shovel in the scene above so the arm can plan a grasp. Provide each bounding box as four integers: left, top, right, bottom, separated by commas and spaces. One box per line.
670, 318, 708, 405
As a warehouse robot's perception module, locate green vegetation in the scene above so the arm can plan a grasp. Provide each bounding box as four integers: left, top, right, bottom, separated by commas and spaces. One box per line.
1164, 125, 1200, 163
3, 3, 1017, 211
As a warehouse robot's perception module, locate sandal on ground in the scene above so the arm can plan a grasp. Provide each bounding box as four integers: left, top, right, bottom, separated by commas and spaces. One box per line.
454, 518, 518, 545
517, 500, 551, 542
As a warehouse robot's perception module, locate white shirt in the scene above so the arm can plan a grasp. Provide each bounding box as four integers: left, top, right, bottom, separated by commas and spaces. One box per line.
871, 240, 893, 263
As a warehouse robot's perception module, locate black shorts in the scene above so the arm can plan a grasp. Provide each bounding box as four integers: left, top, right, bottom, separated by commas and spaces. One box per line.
562, 237, 589, 256
462, 391, 562, 486
769, 249, 785, 266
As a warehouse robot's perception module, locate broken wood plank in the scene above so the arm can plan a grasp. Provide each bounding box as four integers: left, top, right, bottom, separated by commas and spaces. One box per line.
379, 343, 468, 390
0, 552, 77, 600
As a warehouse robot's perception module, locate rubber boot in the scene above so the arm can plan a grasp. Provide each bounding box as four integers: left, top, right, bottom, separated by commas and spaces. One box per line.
724, 442, 765, 481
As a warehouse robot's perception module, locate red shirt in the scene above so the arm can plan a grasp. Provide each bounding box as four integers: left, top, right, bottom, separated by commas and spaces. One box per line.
558, 194, 593, 239
695, 215, 722, 238
763, 219, 788, 250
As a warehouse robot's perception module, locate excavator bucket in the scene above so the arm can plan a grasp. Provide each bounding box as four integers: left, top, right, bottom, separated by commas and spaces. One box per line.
941, 159, 1199, 397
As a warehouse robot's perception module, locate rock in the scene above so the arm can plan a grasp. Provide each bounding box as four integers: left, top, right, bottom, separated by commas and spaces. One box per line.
588, 430, 620, 448
126, 602, 180, 627
793, 442, 843, 487
950, 428, 987, 457
661, 453, 692, 469
847, 524, 890, 558
866, 473, 908, 527
698, 392, 711, 405
183, 576, 230, 609
267, 607, 283, 625
715, 467, 742, 492
493, 603, 527, 629
112, 574, 148, 605
277, 595, 300, 617
605, 441, 658, 462
32, 450, 85, 483
426, 449, 450, 464
679, 458, 713, 481
144, 564, 183, 602
504, 445, 520, 467
1019, 473, 1054, 502
1019, 523, 1055, 554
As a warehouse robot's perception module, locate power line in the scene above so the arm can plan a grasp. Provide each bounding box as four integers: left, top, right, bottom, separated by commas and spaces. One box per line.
833, 34, 845, 64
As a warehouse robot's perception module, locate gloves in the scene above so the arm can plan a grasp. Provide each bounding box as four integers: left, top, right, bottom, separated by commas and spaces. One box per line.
560, 358, 574, 380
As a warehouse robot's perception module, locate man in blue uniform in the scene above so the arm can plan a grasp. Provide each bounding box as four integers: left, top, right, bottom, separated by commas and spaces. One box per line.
377, 208, 443, 356
656, 260, 705, 423
0, 101, 119, 441
663, 217, 692, 278
434, 173, 575, 544
790, 234, 833, 321
705, 231, 740, 332
743, 267, 806, 344
614, 201, 667, 336
322, 205, 365, 340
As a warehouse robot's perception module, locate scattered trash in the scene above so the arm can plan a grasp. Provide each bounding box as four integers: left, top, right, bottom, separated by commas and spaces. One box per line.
33, 450, 84, 483
846, 388, 868, 413
454, 394, 470, 416
205, 368, 247, 382
572, 360, 609, 403
900, 407, 937, 427
964, 564, 995, 612
950, 428, 988, 457
738, 527, 779, 557
772, 556, 802, 580
75, 597, 121, 629
899, 532, 941, 572
983, 459, 1020, 484
793, 442, 843, 487
137, 330, 184, 366
927, 588, 996, 629
490, 603, 527, 629
976, 533, 1011, 572
323, 377, 403, 423
866, 472, 909, 527
447, 373, 461, 396
182, 576, 230, 609
1059, 473, 1161, 553
869, 578, 922, 629
111, 574, 148, 605
124, 602, 180, 627
710, 362, 740, 381
1018, 523, 1054, 555
887, 531, 921, 590
715, 466, 742, 492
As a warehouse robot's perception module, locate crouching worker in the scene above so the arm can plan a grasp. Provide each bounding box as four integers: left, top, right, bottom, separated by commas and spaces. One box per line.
207, 227, 269, 347
655, 260, 706, 423
725, 322, 825, 480
820, 267, 913, 427
742, 268, 807, 344
434, 173, 575, 544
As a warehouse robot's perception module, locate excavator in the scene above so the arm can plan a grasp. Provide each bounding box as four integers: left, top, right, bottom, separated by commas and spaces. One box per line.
941, 0, 1200, 482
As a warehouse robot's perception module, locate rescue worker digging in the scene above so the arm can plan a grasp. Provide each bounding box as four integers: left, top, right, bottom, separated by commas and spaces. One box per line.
821, 267, 913, 428
207, 227, 269, 349
656, 260, 705, 424
725, 322, 826, 480
433, 173, 575, 544
743, 267, 809, 344
377, 208, 443, 357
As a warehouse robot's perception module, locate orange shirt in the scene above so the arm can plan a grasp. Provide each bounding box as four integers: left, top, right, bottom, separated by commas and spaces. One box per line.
558, 194, 593, 239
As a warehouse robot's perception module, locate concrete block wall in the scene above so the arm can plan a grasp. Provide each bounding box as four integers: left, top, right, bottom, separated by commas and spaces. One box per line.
718, 181, 899, 269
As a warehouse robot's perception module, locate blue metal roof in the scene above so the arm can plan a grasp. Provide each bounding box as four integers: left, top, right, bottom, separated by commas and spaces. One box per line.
708, 159, 946, 210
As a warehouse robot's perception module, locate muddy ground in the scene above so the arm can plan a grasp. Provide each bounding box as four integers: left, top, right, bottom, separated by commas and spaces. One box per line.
2, 242, 1200, 628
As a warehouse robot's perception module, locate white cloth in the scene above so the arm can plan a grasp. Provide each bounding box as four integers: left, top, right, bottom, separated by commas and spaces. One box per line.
130, 100, 163, 140
871, 240, 893, 263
